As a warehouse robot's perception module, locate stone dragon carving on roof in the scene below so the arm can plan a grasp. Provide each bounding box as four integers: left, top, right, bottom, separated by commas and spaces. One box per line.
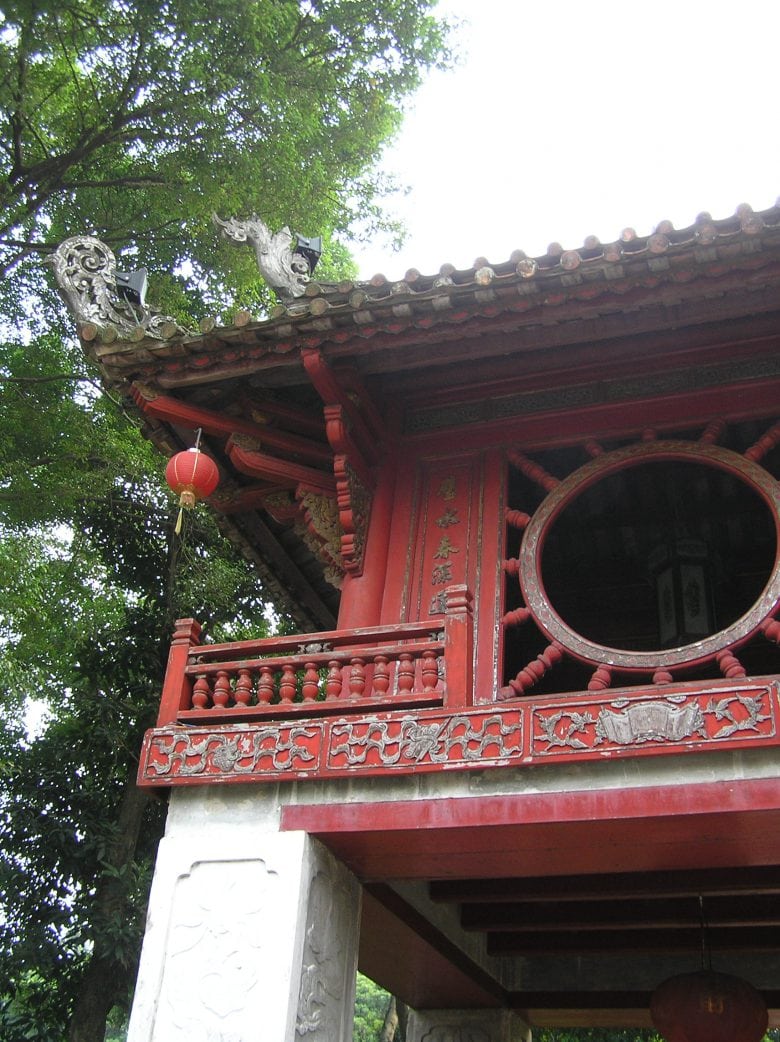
212, 213, 315, 299
51, 236, 185, 341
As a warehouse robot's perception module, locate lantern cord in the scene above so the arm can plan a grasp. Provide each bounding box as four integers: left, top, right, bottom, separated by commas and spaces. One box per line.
194, 426, 203, 452
698, 894, 712, 971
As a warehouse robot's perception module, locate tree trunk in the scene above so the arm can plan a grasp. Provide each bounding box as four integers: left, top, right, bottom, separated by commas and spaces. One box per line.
380, 994, 399, 1042
396, 998, 409, 1042
67, 778, 153, 1042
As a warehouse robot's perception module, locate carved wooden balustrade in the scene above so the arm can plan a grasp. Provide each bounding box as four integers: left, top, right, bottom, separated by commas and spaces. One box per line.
156, 585, 473, 726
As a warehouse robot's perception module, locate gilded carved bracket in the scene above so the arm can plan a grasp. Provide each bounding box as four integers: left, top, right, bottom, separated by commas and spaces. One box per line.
263, 488, 344, 590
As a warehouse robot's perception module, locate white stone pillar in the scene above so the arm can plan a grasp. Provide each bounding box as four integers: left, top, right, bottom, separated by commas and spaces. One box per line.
406, 1009, 531, 1042
127, 824, 360, 1042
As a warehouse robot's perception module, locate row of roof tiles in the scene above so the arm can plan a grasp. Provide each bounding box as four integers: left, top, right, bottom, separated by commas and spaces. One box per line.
85, 202, 780, 368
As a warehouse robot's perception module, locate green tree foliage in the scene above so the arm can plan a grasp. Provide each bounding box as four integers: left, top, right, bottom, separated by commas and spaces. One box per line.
0, 2, 450, 1039
0, 0, 450, 314
354, 974, 395, 1041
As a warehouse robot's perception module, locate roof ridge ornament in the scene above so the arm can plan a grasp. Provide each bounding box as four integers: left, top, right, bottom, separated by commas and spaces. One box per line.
51, 236, 186, 341
213, 213, 321, 300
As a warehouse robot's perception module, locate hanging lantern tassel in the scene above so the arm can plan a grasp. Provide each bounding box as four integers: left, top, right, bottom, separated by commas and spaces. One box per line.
165, 447, 220, 535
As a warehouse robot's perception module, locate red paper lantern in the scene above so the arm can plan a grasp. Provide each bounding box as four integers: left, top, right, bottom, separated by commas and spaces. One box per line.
650, 970, 768, 1042
165, 449, 219, 532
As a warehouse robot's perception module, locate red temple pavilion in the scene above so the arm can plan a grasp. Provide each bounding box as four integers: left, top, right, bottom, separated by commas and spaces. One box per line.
55, 202, 780, 1041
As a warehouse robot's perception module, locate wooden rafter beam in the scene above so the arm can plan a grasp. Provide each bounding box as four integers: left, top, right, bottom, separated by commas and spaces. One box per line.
227, 434, 335, 494
430, 865, 780, 904
487, 925, 780, 957
131, 384, 331, 466
463, 894, 780, 932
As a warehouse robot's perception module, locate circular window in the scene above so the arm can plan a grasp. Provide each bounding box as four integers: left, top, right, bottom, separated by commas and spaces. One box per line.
518, 441, 780, 671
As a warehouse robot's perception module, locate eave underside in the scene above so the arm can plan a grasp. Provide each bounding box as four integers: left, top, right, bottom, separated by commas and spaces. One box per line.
282, 771, 780, 1027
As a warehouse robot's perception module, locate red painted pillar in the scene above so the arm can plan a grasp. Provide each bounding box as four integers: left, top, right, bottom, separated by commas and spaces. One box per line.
156, 618, 201, 726
443, 585, 474, 707
337, 453, 398, 630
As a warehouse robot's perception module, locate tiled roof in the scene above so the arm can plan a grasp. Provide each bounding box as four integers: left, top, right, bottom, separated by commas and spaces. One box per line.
85, 202, 780, 382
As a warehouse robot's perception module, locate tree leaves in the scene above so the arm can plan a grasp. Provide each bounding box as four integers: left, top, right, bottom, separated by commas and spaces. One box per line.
0, 2, 450, 1037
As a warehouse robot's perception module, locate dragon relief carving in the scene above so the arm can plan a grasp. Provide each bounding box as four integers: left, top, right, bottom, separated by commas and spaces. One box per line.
149, 727, 321, 776
213, 213, 316, 299
329, 714, 522, 767
52, 236, 186, 340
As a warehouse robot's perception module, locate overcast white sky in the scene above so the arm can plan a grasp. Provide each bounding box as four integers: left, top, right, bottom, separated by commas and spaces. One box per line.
353, 0, 780, 280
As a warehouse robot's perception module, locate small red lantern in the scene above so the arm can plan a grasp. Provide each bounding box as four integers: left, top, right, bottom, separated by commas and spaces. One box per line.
650, 970, 768, 1042
165, 446, 219, 533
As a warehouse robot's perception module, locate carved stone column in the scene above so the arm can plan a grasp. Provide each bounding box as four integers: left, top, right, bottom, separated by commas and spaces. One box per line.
127, 820, 360, 1042
406, 1010, 531, 1042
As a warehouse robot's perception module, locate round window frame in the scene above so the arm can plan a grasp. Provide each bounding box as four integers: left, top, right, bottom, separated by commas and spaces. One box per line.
518, 440, 780, 671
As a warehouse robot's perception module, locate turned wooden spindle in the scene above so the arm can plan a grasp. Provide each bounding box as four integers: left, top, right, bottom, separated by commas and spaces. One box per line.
325, 660, 343, 700
302, 662, 320, 702
213, 670, 231, 709
234, 668, 253, 706
717, 649, 746, 679
502, 557, 521, 579
373, 655, 390, 696
653, 668, 673, 685
502, 606, 532, 628
761, 617, 780, 645
349, 658, 366, 698
192, 675, 211, 709
421, 650, 439, 692
397, 653, 415, 695
279, 663, 297, 703
505, 508, 531, 530
508, 450, 559, 492
745, 420, 780, 462
584, 439, 604, 458
700, 418, 726, 444
505, 642, 564, 696
588, 666, 612, 692
257, 665, 275, 704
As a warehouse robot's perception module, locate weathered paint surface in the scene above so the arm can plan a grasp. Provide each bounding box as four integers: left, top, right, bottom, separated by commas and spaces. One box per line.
138, 677, 779, 787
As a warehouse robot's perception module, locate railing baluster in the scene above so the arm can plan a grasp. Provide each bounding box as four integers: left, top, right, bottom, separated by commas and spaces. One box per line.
326, 660, 343, 700
192, 675, 210, 709
279, 663, 297, 703
421, 650, 439, 692
302, 662, 319, 702
235, 668, 252, 706
349, 658, 366, 698
213, 670, 231, 709
373, 655, 390, 696
258, 665, 275, 704
397, 653, 415, 695
175, 607, 468, 721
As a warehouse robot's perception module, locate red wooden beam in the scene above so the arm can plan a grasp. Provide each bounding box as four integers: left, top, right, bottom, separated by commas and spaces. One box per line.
282, 777, 780, 835
227, 434, 335, 494
131, 384, 332, 465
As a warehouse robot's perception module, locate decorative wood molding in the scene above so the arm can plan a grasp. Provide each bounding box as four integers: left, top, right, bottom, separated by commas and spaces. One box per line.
334, 456, 371, 576
138, 677, 780, 786
227, 434, 335, 495
262, 488, 344, 588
